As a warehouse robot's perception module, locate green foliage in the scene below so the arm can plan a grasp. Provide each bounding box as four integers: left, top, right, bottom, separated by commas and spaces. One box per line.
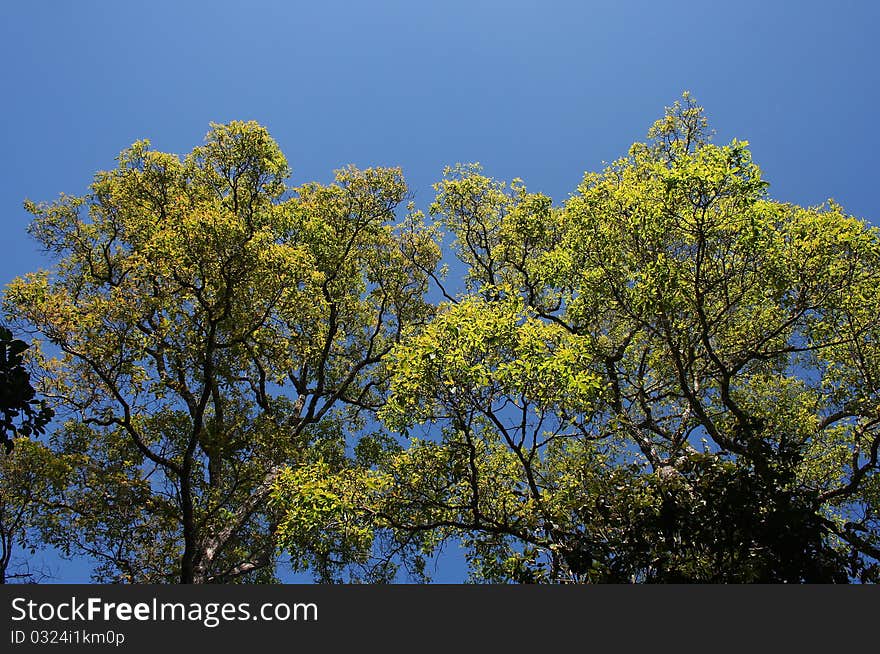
0, 438, 71, 582
373, 93, 880, 583
0, 326, 53, 454
381, 295, 601, 431
6, 96, 880, 584
270, 460, 386, 581
3, 121, 436, 583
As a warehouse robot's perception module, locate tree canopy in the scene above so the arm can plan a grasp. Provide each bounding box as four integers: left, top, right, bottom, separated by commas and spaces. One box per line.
4, 96, 880, 583
3, 121, 437, 582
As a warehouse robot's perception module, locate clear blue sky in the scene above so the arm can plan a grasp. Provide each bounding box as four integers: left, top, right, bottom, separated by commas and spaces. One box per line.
2, 0, 879, 582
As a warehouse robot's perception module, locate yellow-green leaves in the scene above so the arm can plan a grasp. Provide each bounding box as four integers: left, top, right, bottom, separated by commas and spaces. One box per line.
2, 121, 438, 583
0, 438, 73, 582
429, 164, 564, 299
271, 461, 387, 574
5, 98, 880, 583
381, 296, 601, 432
371, 93, 880, 582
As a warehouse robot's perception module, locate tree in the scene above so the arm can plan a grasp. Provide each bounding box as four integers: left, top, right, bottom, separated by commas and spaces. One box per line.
1, 326, 53, 454
371, 94, 880, 582
7, 97, 880, 584
3, 122, 437, 583
0, 438, 70, 583
0, 326, 58, 584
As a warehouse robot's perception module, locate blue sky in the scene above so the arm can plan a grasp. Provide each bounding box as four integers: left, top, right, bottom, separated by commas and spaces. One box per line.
2, 1, 879, 582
